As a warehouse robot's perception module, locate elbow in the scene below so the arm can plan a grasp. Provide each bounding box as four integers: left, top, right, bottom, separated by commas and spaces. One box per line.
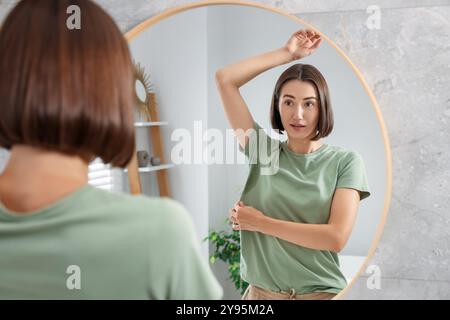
215, 69, 227, 87
330, 233, 348, 253
215, 68, 234, 88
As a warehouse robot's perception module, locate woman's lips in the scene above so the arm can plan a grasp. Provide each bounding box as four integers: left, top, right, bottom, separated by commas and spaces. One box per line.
290, 124, 306, 131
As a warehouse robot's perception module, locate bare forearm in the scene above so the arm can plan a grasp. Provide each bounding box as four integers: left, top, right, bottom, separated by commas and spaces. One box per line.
216, 47, 294, 88
259, 217, 345, 253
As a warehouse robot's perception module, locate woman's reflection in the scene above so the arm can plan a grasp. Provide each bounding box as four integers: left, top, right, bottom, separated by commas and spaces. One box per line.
215, 29, 370, 300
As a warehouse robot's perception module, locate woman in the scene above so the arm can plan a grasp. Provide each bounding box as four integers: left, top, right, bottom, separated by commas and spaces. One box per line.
0, 0, 222, 299
215, 29, 370, 300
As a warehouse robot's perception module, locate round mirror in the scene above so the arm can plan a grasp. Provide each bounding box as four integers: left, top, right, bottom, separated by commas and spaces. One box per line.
126, 2, 391, 300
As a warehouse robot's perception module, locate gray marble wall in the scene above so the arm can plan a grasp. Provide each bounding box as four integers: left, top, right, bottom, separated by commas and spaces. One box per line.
1, 0, 449, 299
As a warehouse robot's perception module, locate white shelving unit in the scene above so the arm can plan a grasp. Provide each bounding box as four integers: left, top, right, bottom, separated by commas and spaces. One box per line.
134, 121, 168, 127
127, 91, 171, 196
124, 163, 174, 173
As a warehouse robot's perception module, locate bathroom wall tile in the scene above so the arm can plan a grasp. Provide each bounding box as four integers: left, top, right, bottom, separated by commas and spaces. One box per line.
297, 6, 450, 297
344, 276, 450, 299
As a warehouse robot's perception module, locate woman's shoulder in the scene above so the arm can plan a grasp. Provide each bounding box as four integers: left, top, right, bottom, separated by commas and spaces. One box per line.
325, 145, 364, 164
132, 194, 191, 223
85, 185, 190, 224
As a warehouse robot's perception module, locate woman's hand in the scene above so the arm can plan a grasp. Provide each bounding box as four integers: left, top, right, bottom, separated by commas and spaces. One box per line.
285, 29, 322, 60
229, 201, 267, 232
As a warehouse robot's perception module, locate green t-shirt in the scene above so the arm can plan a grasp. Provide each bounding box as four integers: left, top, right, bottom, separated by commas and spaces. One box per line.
0, 184, 223, 299
239, 122, 370, 294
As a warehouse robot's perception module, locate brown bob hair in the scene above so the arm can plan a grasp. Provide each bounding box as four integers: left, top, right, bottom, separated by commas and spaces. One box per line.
270, 64, 334, 141
0, 0, 135, 168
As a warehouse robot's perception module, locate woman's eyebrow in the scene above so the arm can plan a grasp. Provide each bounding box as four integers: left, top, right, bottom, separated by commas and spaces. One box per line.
281, 94, 296, 99
281, 94, 317, 100
303, 97, 318, 100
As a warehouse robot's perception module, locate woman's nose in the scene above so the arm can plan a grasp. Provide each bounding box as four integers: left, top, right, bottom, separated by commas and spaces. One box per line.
293, 105, 304, 119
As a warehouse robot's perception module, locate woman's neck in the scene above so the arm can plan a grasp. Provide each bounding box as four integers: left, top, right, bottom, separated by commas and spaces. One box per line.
286, 138, 323, 154
0, 145, 89, 213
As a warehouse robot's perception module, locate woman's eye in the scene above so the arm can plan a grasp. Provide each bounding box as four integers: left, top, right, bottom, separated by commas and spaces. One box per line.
284, 100, 293, 106
305, 101, 314, 108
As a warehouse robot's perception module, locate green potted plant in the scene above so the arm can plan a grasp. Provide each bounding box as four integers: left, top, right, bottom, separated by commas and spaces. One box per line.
204, 219, 249, 295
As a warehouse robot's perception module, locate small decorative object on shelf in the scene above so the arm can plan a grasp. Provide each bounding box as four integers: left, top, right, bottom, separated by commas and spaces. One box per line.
150, 156, 161, 166
137, 150, 150, 167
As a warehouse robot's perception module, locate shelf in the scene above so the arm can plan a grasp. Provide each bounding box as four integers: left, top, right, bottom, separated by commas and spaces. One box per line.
134, 121, 168, 127
124, 163, 174, 173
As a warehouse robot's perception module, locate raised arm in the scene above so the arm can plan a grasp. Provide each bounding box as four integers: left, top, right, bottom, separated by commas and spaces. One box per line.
215, 29, 322, 149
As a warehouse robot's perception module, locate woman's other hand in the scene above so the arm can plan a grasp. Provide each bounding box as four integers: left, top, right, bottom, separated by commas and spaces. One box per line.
285, 29, 322, 60
229, 201, 267, 232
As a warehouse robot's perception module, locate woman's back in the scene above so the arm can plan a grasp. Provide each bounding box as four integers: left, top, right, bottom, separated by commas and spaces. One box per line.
0, 0, 222, 299
0, 184, 222, 299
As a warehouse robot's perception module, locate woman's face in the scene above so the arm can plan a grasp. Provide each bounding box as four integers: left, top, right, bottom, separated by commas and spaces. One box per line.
278, 79, 320, 141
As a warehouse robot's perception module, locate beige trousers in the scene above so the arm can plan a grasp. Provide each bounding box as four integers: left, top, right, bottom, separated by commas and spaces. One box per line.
242, 284, 337, 300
